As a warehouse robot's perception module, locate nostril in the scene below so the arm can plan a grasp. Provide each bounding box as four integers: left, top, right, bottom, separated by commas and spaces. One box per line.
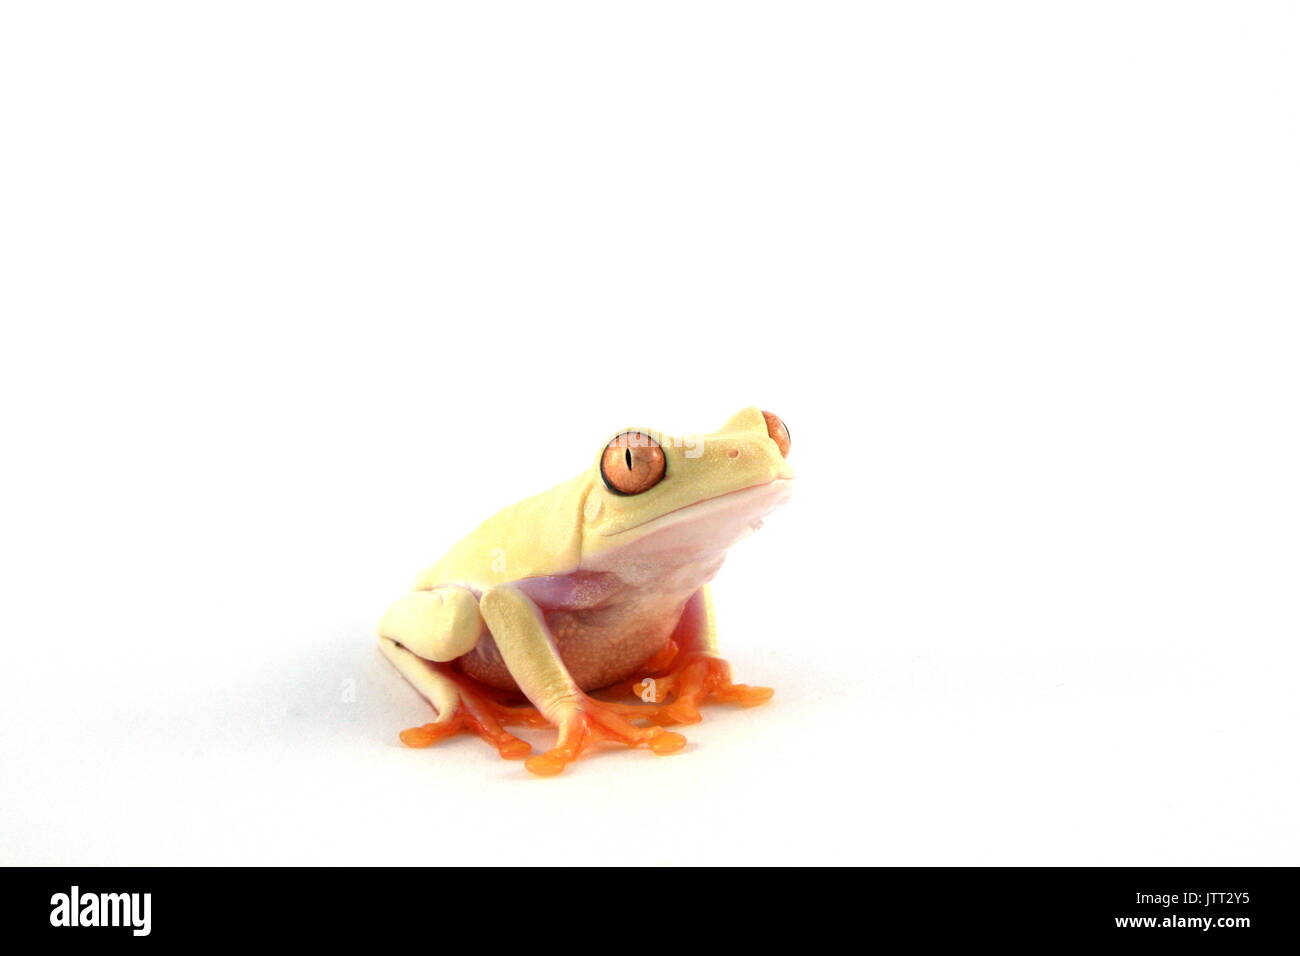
726, 448, 740, 459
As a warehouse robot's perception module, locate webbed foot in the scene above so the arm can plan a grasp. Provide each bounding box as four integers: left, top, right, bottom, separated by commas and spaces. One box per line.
524, 696, 687, 777
626, 651, 774, 726
398, 669, 547, 760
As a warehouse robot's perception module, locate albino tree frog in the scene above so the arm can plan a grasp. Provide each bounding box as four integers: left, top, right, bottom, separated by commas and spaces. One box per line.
377, 406, 794, 776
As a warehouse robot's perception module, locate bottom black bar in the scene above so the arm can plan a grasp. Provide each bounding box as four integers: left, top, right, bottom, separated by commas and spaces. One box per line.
4, 867, 1293, 943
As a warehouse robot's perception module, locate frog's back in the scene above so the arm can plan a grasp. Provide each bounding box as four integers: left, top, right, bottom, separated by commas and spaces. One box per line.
411, 473, 592, 592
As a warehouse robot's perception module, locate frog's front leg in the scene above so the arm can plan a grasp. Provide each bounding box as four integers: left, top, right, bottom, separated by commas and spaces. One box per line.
628, 586, 775, 725
478, 585, 687, 776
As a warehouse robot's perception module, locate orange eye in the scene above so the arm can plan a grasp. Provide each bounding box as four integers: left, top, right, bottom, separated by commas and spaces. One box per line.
762, 411, 790, 457
600, 431, 667, 495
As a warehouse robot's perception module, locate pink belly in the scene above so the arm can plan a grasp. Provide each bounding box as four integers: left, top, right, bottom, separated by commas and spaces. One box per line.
458, 603, 683, 693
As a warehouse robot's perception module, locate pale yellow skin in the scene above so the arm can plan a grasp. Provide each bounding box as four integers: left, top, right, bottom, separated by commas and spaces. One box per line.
377, 406, 794, 756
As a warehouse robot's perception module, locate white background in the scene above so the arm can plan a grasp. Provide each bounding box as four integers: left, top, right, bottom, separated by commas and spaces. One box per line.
2, 2, 1297, 866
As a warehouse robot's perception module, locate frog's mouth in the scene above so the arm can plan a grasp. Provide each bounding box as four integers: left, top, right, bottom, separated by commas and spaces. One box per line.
599, 477, 794, 544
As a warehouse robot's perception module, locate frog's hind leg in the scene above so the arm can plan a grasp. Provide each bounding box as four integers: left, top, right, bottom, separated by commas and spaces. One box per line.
378, 637, 543, 760
378, 586, 485, 662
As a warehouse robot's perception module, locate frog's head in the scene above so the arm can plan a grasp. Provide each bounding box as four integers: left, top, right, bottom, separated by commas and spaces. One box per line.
580, 406, 794, 564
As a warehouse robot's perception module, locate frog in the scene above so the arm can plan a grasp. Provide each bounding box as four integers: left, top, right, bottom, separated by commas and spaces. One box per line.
377, 406, 794, 776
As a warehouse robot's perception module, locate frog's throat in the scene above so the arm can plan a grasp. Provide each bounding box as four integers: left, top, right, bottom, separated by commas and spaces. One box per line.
582, 477, 793, 570
598, 477, 794, 538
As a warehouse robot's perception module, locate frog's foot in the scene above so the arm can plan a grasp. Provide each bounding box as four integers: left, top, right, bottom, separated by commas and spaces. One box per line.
601, 639, 680, 700
633, 653, 774, 726
381, 637, 544, 760
524, 696, 687, 777
399, 682, 543, 760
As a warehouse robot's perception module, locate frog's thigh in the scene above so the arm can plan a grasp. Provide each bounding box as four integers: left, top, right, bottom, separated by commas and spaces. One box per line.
377, 586, 485, 662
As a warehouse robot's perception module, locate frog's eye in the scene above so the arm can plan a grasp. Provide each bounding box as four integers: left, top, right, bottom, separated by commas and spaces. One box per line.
601, 431, 666, 495
762, 410, 791, 458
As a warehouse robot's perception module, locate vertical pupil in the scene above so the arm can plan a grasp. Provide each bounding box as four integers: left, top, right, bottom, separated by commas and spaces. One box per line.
624, 447, 633, 470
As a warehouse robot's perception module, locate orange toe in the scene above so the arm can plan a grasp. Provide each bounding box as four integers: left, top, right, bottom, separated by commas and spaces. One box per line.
525, 751, 571, 776
720, 684, 775, 707
399, 718, 463, 748
648, 730, 687, 754
495, 735, 533, 759
650, 700, 703, 726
